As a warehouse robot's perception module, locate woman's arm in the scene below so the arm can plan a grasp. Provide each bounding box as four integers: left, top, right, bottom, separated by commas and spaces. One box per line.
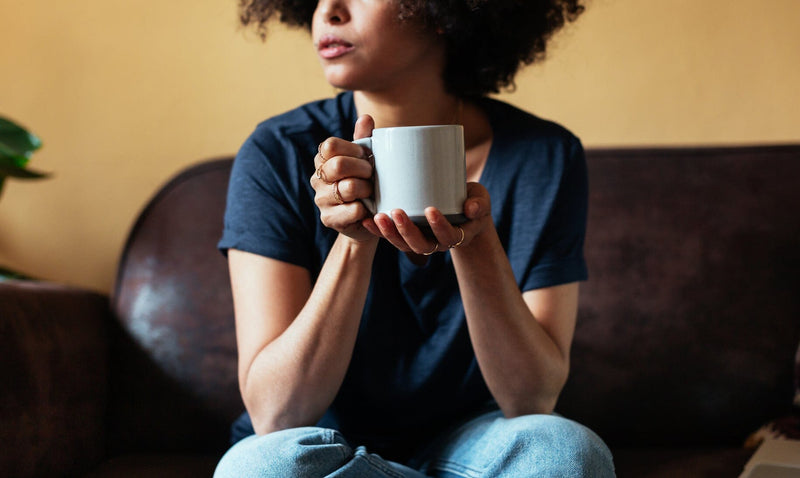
450, 223, 577, 416
231, 116, 379, 435
230, 236, 378, 435
366, 183, 577, 417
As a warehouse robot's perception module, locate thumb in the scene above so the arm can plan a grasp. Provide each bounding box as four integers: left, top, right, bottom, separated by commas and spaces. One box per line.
353, 114, 375, 141
465, 182, 491, 219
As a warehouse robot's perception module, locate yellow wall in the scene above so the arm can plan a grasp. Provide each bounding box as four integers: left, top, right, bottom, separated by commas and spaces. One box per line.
1, 0, 799, 293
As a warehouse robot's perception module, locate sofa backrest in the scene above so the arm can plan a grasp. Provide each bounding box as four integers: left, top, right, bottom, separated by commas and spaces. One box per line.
109, 145, 800, 453
110, 158, 239, 453
558, 144, 800, 448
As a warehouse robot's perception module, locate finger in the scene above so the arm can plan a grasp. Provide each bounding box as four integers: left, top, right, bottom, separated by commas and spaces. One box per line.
353, 115, 375, 169
464, 182, 491, 220
316, 141, 330, 167
313, 181, 345, 208
353, 115, 375, 141
321, 156, 374, 184
424, 207, 464, 248
317, 137, 369, 169
374, 213, 412, 252
361, 217, 381, 237
313, 161, 331, 184
334, 178, 373, 204
390, 210, 439, 255
332, 181, 345, 205
319, 201, 371, 231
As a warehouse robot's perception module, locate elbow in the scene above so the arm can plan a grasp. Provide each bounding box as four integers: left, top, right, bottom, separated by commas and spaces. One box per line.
239, 375, 291, 435
242, 387, 318, 436
534, 358, 570, 414
500, 394, 560, 418
248, 407, 281, 436
247, 405, 314, 436
500, 361, 570, 418
250, 414, 288, 436
240, 373, 323, 435
242, 393, 280, 435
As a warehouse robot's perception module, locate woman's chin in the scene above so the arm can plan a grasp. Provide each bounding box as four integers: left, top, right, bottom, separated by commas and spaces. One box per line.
322, 68, 384, 93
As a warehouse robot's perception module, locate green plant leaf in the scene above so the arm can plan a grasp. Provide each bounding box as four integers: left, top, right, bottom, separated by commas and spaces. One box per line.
0, 142, 30, 168
0, 165, 49, 179
0, 116, 42, 158
0, 116, 49, 188
0, 264, 31, 280
0, 155, 49, 179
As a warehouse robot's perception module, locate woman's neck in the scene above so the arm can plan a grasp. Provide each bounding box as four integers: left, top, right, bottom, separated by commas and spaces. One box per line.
353, 88, 462, 129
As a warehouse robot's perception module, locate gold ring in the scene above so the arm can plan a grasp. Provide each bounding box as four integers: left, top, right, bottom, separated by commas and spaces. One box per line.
448, 226, 465, 249
315, 164, 328, 183
422, 241, 439, 256
333, 181, 344, 205
318, 142, 328, 162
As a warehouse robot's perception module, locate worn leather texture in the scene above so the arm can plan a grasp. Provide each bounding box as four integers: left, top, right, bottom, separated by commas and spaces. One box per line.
559, 145, 800, 449
109, 158, 241, 455
0, 281, 111, 477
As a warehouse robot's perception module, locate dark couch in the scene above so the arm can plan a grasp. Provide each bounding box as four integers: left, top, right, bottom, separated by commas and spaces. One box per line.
2, 144, 799, 477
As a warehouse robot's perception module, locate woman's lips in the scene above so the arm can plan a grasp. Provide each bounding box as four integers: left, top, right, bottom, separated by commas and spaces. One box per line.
317, 35, 355, 59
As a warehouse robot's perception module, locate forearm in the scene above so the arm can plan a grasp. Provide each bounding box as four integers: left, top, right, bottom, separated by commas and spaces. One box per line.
241, 235, 378, 434
451, 223, 570, 416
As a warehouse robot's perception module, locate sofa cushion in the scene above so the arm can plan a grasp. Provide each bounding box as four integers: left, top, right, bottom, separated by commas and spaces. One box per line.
1, 282, 111, 477
85, 453, 220, 478
559, 145, 800, 447
745, 340, 800, 447
611, 447, 752, 478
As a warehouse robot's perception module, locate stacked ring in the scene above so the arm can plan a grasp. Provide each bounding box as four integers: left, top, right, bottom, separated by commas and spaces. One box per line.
315, 165, 328, 183
448, 226, 465, 249
332, 181, 344, 205
422, 241, 439, 256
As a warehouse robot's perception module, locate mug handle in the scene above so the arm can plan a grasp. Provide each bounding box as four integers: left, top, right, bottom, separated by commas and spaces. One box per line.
353, 137, 376, 214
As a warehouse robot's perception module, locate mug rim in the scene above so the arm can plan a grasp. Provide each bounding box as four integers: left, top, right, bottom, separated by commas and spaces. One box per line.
372, 124, 463, 133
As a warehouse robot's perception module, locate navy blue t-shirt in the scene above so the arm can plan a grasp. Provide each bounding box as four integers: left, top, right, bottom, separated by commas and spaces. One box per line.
218, 91, 588, 456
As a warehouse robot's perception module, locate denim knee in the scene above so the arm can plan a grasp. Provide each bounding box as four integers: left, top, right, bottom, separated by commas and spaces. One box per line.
420, 412, 614, 477
213, 427, 349, 478
499, 414, 615, 477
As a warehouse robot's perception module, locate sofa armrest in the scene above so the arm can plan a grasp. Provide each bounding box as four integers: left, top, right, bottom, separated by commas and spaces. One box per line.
0, 280, 112, 477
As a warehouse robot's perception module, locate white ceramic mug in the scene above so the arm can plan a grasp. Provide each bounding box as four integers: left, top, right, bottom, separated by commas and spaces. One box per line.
355, 125, 467, 226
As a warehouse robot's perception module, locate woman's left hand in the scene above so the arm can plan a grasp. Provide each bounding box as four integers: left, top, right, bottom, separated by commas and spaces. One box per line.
362, 182, 492, 256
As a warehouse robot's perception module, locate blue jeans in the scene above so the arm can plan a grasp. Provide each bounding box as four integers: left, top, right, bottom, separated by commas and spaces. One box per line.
213, 409, 615, 477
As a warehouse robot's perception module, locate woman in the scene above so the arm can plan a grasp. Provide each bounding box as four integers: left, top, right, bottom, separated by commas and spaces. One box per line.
215, 0, 615, 476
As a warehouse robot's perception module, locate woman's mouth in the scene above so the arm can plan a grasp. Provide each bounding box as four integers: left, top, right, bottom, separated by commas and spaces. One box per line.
317, 35, 355, 59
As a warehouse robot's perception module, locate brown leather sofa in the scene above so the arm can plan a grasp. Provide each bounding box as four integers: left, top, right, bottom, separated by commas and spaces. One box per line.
2, 144, 799, 477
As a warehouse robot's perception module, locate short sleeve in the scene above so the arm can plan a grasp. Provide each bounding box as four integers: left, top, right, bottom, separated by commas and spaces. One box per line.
217, 129, 317, 271
519, 134, 589, 291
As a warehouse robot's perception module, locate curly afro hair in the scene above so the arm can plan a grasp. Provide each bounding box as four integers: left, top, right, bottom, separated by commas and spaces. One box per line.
238, 0, 585, 97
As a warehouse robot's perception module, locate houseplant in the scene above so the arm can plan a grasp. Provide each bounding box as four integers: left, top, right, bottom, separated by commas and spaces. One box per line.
0, 116, 48, 279
0, 116, 47, 197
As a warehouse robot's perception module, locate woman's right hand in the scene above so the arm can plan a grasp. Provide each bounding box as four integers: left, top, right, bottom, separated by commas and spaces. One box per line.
310, 115, 377, 243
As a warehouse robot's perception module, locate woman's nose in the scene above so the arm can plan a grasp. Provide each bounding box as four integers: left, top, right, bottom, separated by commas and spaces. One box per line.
316, 0, 350, 24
